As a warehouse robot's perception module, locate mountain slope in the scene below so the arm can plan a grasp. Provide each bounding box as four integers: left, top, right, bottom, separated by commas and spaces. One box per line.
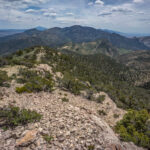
0, 25, 148, 55
0, 46, 149, 110
102, 29, 150, 37
0, 29, 42, 54
0, 46, 149, 149
58, 39, 133, 58
0, 29, 25, 37
58, 39, 120, 58
0, 86, 144, 150
138, 36, 150, 48
118, 50, 150, 88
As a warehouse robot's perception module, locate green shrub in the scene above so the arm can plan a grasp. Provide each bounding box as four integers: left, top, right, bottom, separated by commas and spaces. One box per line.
114, 114, 119, 118
115, 109, 150, 149
86, 90, 95, 100
15, 50, 23, 56
98, 110, 107, 116
0, 105, 42, 129
16, 86, 32, 93
62, 97, 69, 102
87, 145, 95, 150
0, 70, 9, 87
64, 93, 68, 96
0, 57, 9, 67
43, 134, 53, 143
0, 91, 3, 100
16, 69, 54, 93
17, 68, 38, 84
96, 95, 105, 103
61, 76, 86, 95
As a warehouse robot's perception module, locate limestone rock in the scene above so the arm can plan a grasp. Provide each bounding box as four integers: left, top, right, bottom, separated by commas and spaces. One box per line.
16, 130, 38, 147
0, 86, 146, 150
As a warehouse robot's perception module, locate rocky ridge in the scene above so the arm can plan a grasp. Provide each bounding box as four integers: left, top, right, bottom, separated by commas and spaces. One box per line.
0, 64, 146, 150
0, 48, 147, 150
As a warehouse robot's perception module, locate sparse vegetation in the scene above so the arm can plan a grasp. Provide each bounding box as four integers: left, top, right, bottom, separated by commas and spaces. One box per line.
59, 92, 62, 95
43, 134, 53, 143
40, 47, 150, 110
0, 70, 10, 87
0, 46, 150, 149
60, 75, 87, 95
64, 93, 67, 96
16, 69, 54, 93
87, 145, 95, 150
113, 114, 119, 118
62, 97, 69, 102
0, 46, 149, 110
0, 105, 42, 129
96, 95, 105, 103
115, 109, 150, 149
98, 110, 107, 116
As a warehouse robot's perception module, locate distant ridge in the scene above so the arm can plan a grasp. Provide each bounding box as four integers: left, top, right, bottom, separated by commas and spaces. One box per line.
0, 29, 25, 37
102, 29, 150, 37
137, 36, 150, 48
0, 25, 149, 55
35, 26, 47, 31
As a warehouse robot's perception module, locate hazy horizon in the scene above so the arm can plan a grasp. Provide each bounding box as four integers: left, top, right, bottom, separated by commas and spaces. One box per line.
0, 0, 150, 34
0, 25, 150, 36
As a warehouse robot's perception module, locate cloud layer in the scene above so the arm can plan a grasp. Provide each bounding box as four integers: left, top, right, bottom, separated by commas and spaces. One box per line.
0, 0, 150, 33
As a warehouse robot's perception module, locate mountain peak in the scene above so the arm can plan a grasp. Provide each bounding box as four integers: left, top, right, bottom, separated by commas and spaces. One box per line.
68, 25, 95, 30
24, 28, 41, 35
35, 26, 47, 31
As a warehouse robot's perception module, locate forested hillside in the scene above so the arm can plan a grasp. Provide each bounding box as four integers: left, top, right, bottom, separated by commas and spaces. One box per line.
0, 46, 150, 149
119, 50, 150, 89
0, 46, 149, 110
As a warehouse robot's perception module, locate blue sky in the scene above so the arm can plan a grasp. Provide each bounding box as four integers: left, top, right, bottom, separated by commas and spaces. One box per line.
0, 0, 150, 33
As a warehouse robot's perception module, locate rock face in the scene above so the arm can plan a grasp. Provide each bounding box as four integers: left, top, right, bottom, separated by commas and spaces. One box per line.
16, 130, 38, 147
0, 86, 146, 150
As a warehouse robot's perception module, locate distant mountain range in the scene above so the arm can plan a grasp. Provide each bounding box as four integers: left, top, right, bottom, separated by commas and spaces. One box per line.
0, 26, 47, 38
0, 29, 25, 37
0, 25, 149, 55
137, 36, 150, 48
35, 26, 47, 31
102, 29, 150, 38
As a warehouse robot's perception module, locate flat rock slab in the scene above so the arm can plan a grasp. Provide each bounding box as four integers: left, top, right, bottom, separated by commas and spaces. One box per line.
16, 130, 38, 147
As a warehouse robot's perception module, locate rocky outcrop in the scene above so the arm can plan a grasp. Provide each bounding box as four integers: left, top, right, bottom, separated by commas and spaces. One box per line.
16, 130, 38, 147
0, 86, 146, 150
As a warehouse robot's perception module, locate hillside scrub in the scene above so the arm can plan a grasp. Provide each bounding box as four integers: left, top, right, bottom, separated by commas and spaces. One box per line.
115, 109, 150, 148
16, 68, 54, 93
60, 73, 87, 95
41, 47, 150, 110
0, 105, 42, 129
0, 70, 10, 87
96, 95, 105, 103
0, 46, 150, 149
0, 46, 150, 110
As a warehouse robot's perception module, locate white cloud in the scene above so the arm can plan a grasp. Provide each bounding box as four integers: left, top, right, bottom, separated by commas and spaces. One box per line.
133, 0, 144, 3
88, 2, 94, 6
0, 0, 149, 33
95, 0, 104, 5
25, 9, 37, 13
66, 12, 74, 16
56, 17, 86, 24
43, 12, 57, 17
111, 3, 134, 13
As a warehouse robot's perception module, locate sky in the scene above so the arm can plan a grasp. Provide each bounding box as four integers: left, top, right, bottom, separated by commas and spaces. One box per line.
0, 0, 150, 33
